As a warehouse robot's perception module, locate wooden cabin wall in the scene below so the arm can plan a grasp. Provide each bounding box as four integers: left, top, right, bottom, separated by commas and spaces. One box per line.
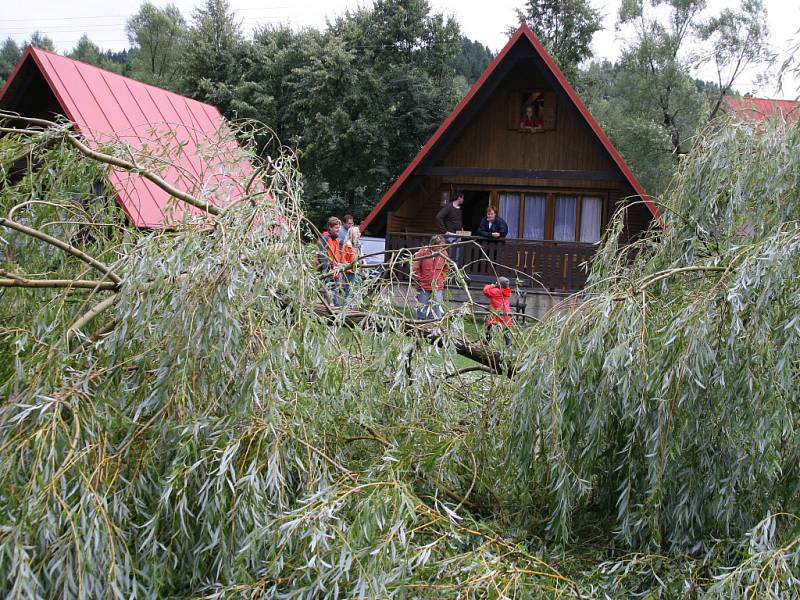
388, 177, 442, 232
440, 59, 618, 173
378, 49, 657, 247
620, 200, 655, 242
382, 56, 640, 235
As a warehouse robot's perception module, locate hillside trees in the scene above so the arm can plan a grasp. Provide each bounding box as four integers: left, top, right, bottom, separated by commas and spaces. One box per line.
509, 0, 603, 81
67, 34, 125, 73
0, 39, 22, 88
27, 31, 55, 52
181, 0, 245, 113
229, 0, 463, 223
590, 0, 771, 197
125, 2, 188, 87
0, 32, 60, 88
449, 36, 494, 87
300, 0, 461, 221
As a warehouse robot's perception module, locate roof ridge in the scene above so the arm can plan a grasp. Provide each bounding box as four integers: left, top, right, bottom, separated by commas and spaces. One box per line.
27, 47, 220, 114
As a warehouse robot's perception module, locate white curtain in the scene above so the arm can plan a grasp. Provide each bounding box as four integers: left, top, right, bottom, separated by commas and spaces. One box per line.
553, 196, 577, 241
499, 193, 520, 238
580, 196, 602, 243
523, 194, 546, 240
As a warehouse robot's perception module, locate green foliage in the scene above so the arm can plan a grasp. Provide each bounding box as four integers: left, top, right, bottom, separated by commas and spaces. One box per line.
2, 109, 800, 598
125, 2, 188, 87
27, 31, 55, 52
68, 34, 124, 73
180, 0, 245, 112
229, 0, 463, 226
0, 122, 571, 597
586, 58, 707, 195
698, 0, 771, 119
595, 0, 772, 199
509, 0, 603, 81
510, 119, 800, 551
0, 38, 22, 88
449, 36, 494, 85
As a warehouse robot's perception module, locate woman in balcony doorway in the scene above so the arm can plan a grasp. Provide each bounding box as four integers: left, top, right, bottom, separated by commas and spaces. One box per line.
476, 205, 508, 240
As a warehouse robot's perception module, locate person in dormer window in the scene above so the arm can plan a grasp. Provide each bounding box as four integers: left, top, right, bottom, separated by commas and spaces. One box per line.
520, 104, 542, 131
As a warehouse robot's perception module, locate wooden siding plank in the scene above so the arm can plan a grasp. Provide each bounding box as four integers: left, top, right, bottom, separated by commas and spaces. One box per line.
422, 166, 623, 182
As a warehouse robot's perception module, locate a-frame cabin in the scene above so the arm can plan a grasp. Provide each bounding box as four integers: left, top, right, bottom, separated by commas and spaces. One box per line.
361, 24, 661, 293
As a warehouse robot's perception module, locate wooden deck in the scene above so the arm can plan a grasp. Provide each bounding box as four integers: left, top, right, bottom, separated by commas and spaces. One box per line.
386, 232, 596, 293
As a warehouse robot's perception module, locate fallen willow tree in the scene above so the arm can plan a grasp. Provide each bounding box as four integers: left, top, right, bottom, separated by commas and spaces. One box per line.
510, 118, 800, 589
1, 112, 798, 598
0, 114, 547, 598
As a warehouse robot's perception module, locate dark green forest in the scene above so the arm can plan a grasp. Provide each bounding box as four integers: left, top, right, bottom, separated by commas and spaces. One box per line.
0, 0, 774, 226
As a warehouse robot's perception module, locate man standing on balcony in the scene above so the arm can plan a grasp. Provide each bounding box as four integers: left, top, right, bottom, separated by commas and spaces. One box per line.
436, 191, 464, 264
476, 205, 508, 240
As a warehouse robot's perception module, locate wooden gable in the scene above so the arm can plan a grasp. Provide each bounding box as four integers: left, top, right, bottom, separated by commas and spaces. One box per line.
361, 25, 660, 238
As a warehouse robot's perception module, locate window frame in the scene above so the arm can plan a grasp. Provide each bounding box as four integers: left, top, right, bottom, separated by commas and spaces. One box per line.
447, 185, 609, 243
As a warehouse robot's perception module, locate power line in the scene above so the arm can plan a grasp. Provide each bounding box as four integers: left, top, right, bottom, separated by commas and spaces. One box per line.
1, 6, 299, 22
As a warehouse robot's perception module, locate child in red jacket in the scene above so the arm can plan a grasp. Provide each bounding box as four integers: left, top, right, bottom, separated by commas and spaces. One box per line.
483, 276, 513, 347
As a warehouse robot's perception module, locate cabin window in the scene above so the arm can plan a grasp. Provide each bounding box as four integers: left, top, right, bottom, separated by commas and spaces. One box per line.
579, 196, 602, 243
497, 192, 547, 240
508, 90, 557, 131
522, 194, 546, 239
498, 192, 521, 238
441, 187, 606, 242
554, 196, 577, 241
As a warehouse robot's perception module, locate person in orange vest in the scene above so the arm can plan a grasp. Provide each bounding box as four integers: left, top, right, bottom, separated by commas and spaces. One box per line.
482, 276, 513, 347
318, 216, 345, 305
412, 234, 449, 318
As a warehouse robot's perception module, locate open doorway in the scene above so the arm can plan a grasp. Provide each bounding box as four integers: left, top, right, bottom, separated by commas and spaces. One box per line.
461, 190, 490, 234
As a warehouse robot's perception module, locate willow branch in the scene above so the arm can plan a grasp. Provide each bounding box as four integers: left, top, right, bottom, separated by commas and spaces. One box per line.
62, 134, 221, 217
310, 302, 515, 377
0, 277, 118, 291
446, 365, 495, 378
66, 294, 118, 345
0, 112, 63, 129
0, 217, 122, 284
637, 265, 727, 290
1, 110, 220, 217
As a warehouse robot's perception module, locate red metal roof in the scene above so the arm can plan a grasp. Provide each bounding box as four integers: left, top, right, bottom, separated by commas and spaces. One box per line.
723, 96, 800, 124
0, 47, 250, 228
360, 24, 661, 231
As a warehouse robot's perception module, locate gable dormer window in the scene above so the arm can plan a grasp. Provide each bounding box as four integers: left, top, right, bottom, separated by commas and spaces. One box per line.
509, 90, 557, 132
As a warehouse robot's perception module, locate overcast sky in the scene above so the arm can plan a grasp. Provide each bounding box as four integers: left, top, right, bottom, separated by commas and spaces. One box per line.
3, 0, 798, 98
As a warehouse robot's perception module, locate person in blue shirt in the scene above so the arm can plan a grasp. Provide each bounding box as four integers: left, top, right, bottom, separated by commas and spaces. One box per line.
338, 214, 354, 243
476, 206, 508, 240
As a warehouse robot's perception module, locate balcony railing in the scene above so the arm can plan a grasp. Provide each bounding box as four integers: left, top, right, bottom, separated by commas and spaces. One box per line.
385, 232, 597, 292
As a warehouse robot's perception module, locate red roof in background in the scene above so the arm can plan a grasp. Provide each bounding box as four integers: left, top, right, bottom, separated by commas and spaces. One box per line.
723, 96, 800, 124
361, 24, 661, 232
0, 47, 251, 228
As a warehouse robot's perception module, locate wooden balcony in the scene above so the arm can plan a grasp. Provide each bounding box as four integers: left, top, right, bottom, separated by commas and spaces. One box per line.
385, 232, 597, 293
